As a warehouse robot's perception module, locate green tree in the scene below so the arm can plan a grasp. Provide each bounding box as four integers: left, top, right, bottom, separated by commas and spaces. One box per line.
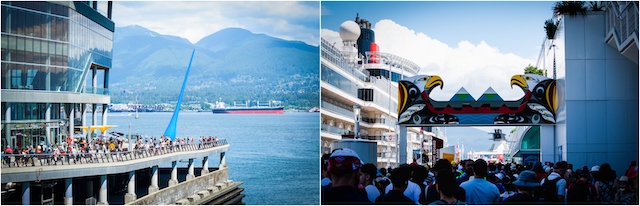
524, 64, 545, 76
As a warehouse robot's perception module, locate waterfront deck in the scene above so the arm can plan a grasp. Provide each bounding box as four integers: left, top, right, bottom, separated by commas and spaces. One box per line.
1, 140, 228, 183
1, 139, 238, 205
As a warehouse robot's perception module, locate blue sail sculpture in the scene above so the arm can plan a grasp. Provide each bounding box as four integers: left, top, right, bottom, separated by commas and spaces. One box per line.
164, 49, 195, 140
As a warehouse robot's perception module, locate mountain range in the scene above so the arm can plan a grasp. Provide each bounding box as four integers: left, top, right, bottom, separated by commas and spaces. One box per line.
110, 25, 319, 109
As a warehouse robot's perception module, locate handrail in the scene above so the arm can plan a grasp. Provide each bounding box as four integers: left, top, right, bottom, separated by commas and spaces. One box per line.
1, 139, 228, 168
606, 1, 639, 47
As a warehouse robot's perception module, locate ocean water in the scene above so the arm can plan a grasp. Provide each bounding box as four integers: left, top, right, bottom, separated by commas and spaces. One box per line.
103, 112, 320, 205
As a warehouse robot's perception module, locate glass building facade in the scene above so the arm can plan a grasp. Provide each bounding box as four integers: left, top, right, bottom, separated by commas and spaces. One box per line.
1, 1, 113, 148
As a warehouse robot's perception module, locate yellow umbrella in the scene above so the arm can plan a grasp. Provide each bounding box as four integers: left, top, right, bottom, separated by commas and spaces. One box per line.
78, 126, 90, 131
88, 126, 100, 133
93, 125, 116, 134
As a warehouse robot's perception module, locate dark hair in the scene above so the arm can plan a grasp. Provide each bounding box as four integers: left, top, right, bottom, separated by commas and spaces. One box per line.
390, 167, 411, 187
473, 159, 488, 177
599, 163, 616, 182
555, 161, 568, 170
361, 163, 378, 177
436, 169, 457, 196
411, 165, 428, 182
380, 168, 387, 176
433, 159, 452, 173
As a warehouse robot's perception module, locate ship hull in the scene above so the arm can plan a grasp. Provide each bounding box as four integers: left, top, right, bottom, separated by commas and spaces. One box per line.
211, 107, 284, 114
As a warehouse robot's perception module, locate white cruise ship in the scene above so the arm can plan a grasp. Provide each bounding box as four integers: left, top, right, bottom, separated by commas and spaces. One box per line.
320, 15, 448, 168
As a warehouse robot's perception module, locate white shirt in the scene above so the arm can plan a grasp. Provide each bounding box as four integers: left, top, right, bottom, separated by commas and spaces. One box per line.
384, 180, 421, 204
365, 184, 381, 203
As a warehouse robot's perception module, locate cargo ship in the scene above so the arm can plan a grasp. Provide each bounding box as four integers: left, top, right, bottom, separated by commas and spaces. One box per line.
211, 100, 284, 114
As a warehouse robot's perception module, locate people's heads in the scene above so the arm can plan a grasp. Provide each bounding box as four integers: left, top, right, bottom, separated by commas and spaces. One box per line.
488, 162, 497, 174
360, 163, 378, 185
435, 169, 457, 197
578, 169, 590, 180
472, 159, 488, 177
410, 164, 428, 181
554, 161, 568, 175
463, 159, 474, 175
327, 148, 363, 187
389, 167, 411, 190
432, 159, 452, 175
380, 168, 387, 177
599, 163, 616, 181
619, 176, 630, 190
532, 161, 544, 172
512, 170, 542, 193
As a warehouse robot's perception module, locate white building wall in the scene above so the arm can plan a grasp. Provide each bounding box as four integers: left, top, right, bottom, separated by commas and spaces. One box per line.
555, 11, 639, 174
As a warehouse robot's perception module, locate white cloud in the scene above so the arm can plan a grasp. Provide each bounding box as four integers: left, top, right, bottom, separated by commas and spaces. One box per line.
322, 19, 535, 101
112, 2, 319, 46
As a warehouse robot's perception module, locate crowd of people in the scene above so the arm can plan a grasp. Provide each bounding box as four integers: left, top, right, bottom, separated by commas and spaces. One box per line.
2, 135, 222, 167
321, 148, 639, 205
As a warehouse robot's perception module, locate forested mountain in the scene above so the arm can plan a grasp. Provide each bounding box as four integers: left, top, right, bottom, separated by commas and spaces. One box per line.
110, 25, 319, 109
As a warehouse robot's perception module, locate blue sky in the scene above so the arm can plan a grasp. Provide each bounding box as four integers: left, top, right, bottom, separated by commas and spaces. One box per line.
322, 2, 558, 137
112, 1, 320, 46
322, 1, 556, 60
322, 1, 557, 102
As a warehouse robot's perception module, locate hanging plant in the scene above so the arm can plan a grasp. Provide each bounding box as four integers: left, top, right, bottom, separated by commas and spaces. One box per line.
544, 19, 558, 39
553, 1, 588, 17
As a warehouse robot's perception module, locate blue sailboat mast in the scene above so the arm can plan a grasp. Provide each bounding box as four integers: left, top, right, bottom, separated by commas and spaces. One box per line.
164, 49, 195, 140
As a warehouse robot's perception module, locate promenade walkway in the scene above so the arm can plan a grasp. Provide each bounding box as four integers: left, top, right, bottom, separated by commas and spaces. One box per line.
1, 139, 229, 183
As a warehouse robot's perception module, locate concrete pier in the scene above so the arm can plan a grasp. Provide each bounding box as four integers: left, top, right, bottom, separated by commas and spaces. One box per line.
169, 161, 179, 187
187, 159, 195, 180
128, 168, 243, 205
1, 143, 231, 205
201, 156, 209, 175
124, 171, 136, 203
148, 166, 159, 194
64, 178, 72, 205
99, 175, 108, 205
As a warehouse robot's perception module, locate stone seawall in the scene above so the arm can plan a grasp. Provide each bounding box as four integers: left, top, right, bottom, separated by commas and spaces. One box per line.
127, 168, 228, 205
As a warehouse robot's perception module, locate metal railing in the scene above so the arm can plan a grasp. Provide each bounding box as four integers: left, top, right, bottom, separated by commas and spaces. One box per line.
321, 38, 370, 82
321, 100, 354, 118
606, 1, 639, 46
1, 139, 227, 168
321, 124, 352, 136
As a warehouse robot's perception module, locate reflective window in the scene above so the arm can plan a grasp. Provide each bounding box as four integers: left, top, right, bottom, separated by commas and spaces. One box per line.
1, 2, 112, 93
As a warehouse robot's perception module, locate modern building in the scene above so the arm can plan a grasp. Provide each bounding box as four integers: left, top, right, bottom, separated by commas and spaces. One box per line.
320, 15, 447, 168
1, 1, 113, 148
510, 1, 638, 173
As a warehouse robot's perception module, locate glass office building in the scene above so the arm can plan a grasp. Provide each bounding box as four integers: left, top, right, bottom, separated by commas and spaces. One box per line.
1, 1, 113, 148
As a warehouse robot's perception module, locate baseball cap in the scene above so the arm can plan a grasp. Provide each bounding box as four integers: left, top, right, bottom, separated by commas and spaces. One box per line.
327, 148, 362, 174
591, 165, 600, 172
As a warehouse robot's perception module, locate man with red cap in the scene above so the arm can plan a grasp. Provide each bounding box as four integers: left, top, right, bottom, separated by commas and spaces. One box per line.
321, 148, 371, 204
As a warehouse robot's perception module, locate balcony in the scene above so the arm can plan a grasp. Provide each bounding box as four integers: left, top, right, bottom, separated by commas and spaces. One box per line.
321, 124, 353, 136
321, 100, 354, 119
605, 1, 639, 64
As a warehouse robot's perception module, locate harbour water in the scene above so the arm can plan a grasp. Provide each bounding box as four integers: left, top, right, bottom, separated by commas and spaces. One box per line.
100, 112, 319, 205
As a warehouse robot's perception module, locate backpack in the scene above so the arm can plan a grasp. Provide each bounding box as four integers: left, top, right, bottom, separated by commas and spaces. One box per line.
541, 176, 562, 203
566, 181, 591, 204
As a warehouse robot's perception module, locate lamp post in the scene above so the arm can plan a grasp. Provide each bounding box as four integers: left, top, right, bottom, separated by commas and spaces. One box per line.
353, 105, 361, 139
